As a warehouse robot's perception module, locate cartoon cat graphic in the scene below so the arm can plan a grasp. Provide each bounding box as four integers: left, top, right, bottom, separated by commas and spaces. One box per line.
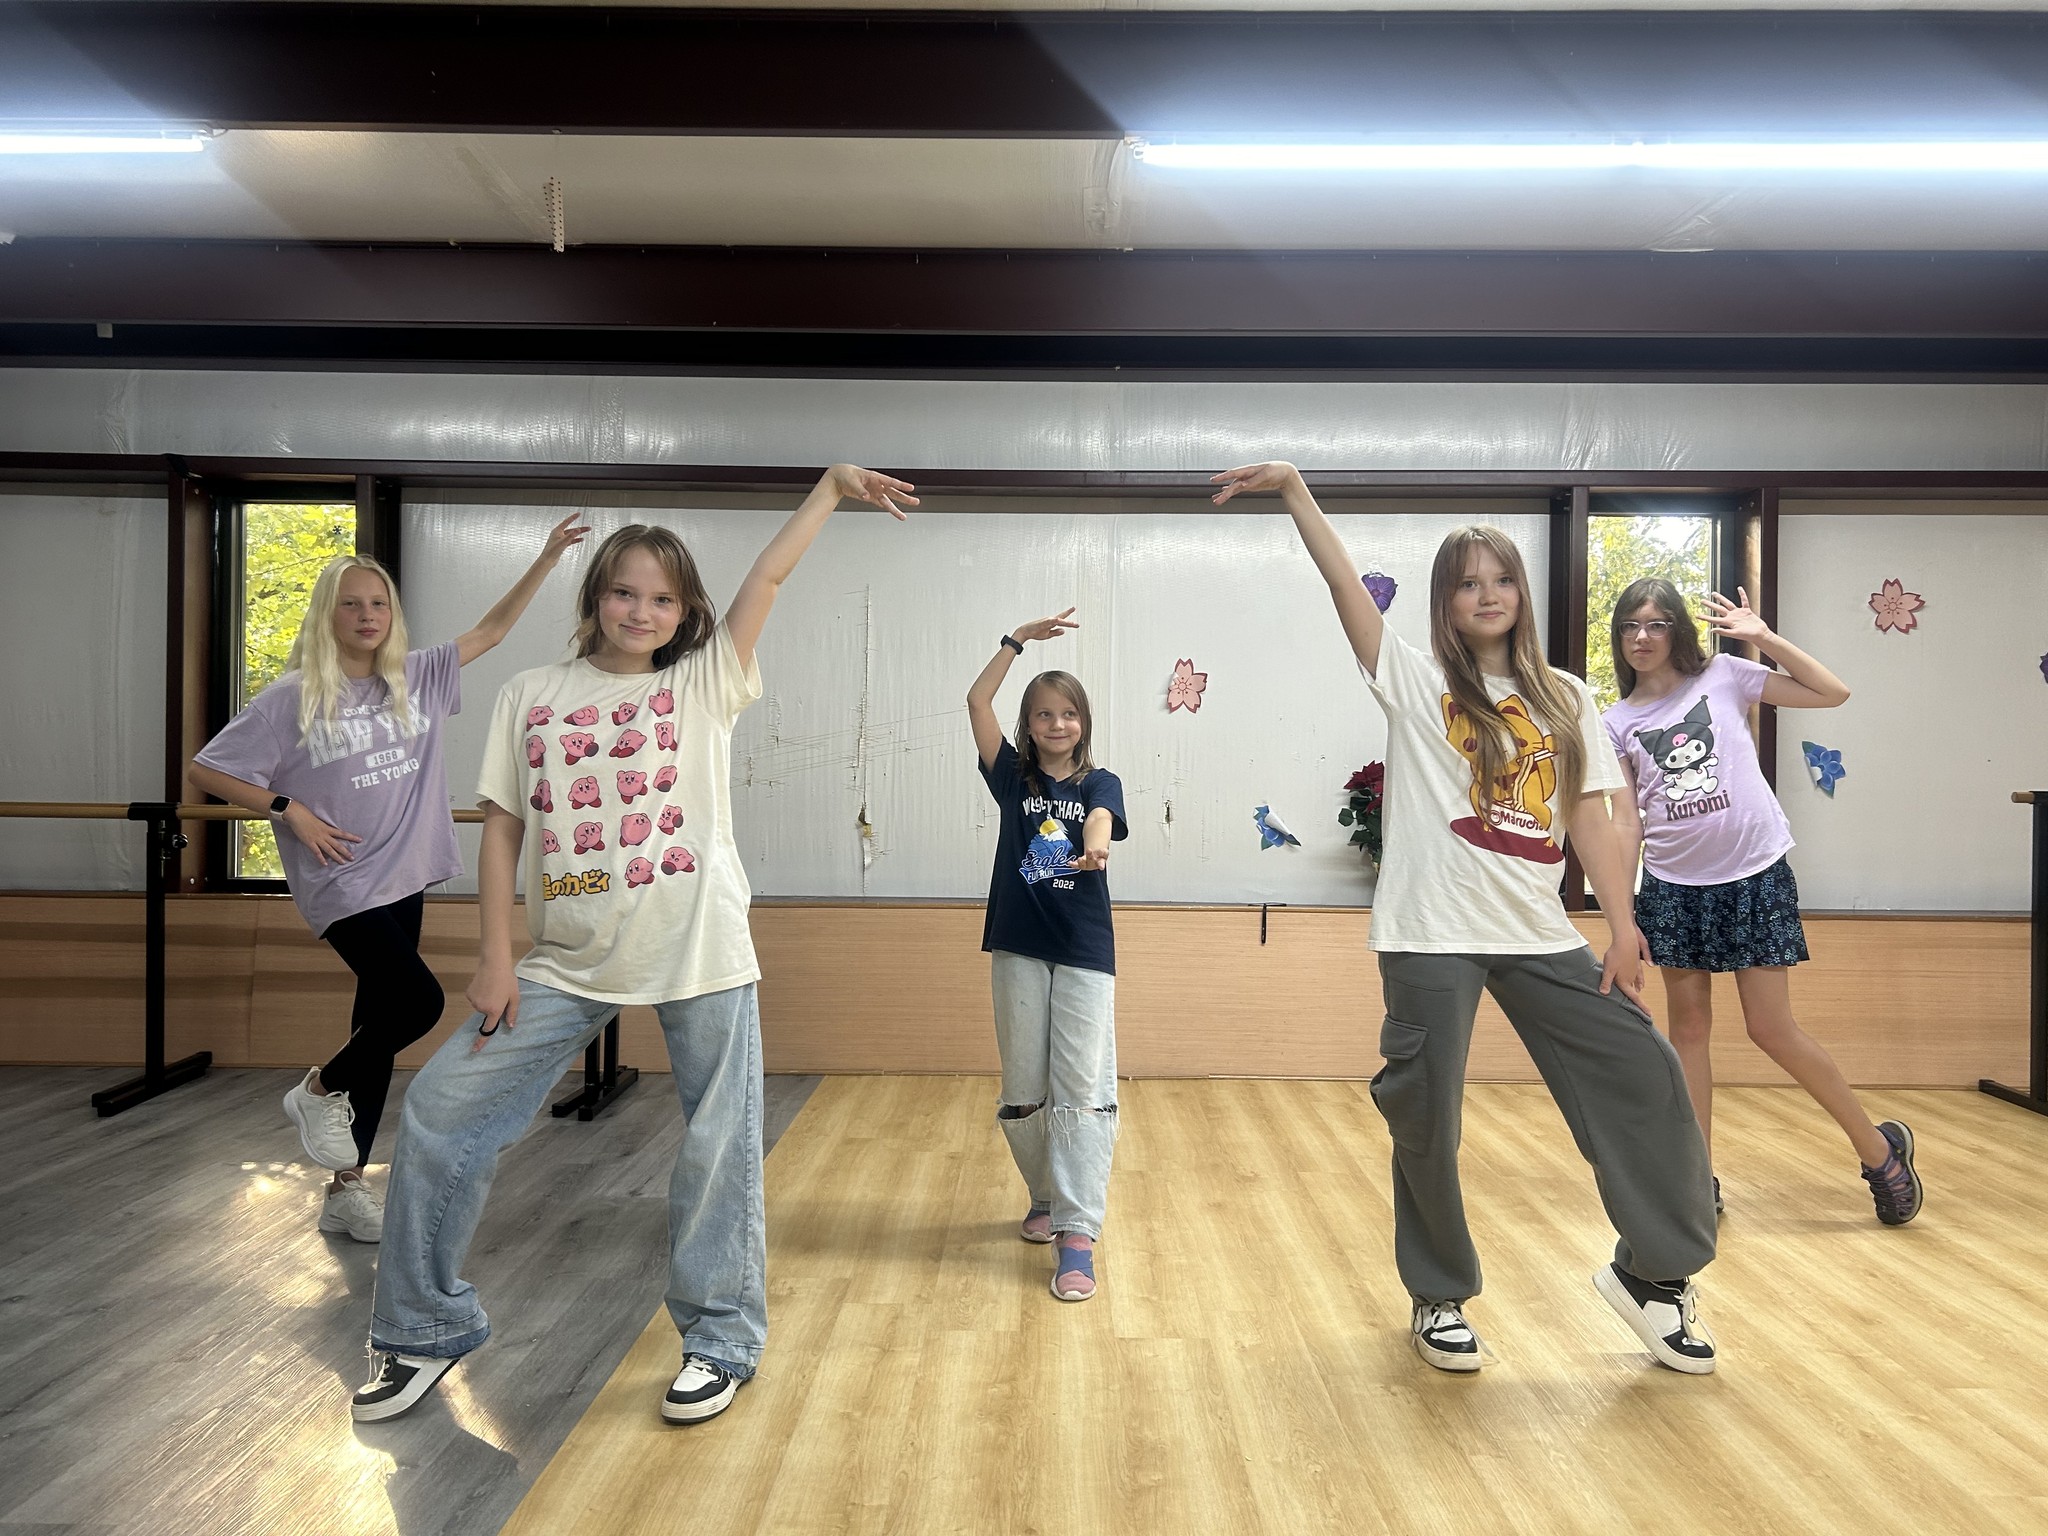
1440, 692, 1564, 864
1635, 696, 1719, 803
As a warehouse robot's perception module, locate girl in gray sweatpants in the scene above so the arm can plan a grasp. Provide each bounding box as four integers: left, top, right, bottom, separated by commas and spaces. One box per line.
1211, 462, 1719, 1375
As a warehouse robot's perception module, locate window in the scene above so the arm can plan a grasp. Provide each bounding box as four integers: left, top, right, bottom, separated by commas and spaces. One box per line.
1585, 502, 1719, 711
229, 498, 358, 878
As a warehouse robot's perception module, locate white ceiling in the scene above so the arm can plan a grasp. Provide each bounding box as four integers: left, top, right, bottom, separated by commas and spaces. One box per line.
7, 129, 2048, 250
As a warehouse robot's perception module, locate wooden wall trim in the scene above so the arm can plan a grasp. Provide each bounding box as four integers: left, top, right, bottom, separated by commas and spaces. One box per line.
0, 896, 2024, 1090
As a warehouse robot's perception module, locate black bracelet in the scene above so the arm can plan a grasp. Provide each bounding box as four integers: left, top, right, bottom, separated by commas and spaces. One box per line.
1000, 635, 1025, 655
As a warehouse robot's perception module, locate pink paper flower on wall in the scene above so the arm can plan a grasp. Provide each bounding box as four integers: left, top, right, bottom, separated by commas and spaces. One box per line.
1167, 658, 1208, 713
1869, 579, 1925, 634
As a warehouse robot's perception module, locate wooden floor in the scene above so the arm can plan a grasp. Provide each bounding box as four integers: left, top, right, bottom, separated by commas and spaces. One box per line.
508, 1077, 2048, 1536
0, 1065, 819, 1536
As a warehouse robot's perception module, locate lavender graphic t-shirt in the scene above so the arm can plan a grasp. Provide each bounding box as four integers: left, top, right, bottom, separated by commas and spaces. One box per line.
1603, 653, 1793, 887
195, 643, 464, 935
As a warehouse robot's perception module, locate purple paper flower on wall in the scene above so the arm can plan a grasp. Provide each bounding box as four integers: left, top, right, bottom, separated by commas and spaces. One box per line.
1362, 570, 1398, 612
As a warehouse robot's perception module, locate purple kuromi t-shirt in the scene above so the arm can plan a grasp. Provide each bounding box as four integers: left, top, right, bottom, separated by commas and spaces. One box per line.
195, 643, 464, 935
1603, 653, 1793, 888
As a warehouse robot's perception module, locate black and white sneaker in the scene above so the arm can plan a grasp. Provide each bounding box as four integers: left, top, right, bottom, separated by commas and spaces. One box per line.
1862, 1120, 1923, 1226
662, 1354, 741, 1423
1594, 1264, 1717, 1375
1410, 1301, 1484, 1372
351, 1350, 458, 1422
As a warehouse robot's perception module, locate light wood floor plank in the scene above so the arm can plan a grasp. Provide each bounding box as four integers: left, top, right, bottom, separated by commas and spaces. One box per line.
507, 1077, 2048, 1536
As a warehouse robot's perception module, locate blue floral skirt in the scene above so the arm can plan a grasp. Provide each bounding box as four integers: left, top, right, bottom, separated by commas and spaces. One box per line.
1636, 855, 1809, 973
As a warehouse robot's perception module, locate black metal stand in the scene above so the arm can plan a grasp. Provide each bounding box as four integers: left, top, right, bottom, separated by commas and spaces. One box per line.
1982, 791, 2048, 1116
91, 804, 213, 1116
550, 1012, 639, 1122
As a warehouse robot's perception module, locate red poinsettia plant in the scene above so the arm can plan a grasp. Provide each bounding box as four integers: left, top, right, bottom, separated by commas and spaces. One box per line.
1338, 760, 1385, 866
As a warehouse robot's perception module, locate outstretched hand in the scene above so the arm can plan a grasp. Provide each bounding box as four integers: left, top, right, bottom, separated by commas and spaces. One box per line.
1012, 608, 1079, 645
1704, 586, 1769, 646
540, 513, 592, 564
828, 464, 919, 520
1067, 847, 1110, 873
1210, 461, 1302, 505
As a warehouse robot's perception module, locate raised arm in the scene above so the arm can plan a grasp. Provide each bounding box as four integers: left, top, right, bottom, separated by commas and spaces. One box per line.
1706, 587, 1850, 709
1212, 461, 1385, 675
727, 464, 917, 669
967, 610, 1078, 770
454, 514, 590, 665
466, 800, 527, 1044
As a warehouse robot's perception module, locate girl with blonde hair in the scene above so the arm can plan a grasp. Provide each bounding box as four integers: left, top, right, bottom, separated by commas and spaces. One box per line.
190, 517, 587, 1240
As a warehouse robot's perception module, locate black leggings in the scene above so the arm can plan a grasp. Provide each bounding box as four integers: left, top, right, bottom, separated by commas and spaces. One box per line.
319, 892, 447, 1166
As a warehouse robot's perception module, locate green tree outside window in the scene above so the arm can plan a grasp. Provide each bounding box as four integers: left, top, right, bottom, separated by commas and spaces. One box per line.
236, 503, 357, 878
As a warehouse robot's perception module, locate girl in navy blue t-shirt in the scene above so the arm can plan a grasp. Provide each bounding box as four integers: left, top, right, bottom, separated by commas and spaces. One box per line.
967, 608, 1128, 1302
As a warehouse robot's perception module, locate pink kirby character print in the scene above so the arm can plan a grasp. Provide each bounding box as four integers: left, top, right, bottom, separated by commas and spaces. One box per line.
653, 765, 678, 792
612, 701, 638, 725
566, 705, 600, 727
660, 846, 696, 875
540, 829, 561, 855
526, 735, 546, 769
568, 775, 602, 810
657, 805, 684, 834
530, 780, 553, 813
573, 820, 606, 854
625, 857, 656, 889
526, 706, 553, 728
617, 770, 649, 803
649, 688, 674, 716
609, 728, 646, 759
654, 721, 677, 751
560, 731, 599, 765
620, 813, 652, 847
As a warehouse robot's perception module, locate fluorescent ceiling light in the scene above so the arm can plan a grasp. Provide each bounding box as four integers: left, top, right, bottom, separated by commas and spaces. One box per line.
1130, 139, 2048, 173
0, 131, 207, 156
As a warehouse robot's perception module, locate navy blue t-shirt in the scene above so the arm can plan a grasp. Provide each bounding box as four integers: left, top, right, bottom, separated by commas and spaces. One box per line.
978, 739, 1128, 975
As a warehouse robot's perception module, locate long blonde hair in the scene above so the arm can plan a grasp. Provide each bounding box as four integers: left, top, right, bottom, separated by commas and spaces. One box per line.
286, 556, 413, 745
1428, 526, 1585, 813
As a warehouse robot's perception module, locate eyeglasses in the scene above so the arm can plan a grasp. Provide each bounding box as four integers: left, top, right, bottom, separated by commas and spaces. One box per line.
1619, 620, 1674, 637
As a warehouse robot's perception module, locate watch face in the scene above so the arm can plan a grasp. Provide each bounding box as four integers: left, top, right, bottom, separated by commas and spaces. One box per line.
271, 795, 291, 814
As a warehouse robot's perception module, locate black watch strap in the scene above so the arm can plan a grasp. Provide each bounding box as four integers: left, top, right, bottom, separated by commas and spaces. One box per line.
269, 794, 292, 816
1000, 635, 1025, 655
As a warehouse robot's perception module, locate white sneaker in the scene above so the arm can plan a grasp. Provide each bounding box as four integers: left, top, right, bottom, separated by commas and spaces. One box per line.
319, 1177, 383, 1243
1411, 1301, 1484, 1372
662, 1354, 740, 1424
283, 1068, 359, 1169
352, 1350, 458, 1422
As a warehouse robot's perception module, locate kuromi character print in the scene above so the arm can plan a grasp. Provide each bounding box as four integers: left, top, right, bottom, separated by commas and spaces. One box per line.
1636, 696, 1720, 804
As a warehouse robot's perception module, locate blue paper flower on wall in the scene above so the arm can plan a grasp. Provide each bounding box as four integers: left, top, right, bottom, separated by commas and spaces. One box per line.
1801, 741, 1846, 798
1254, 805, 1301, 849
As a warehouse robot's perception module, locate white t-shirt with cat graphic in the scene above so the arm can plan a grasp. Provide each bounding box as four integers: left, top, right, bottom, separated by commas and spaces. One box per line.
477, 622, 762, 1005
1367, 631, 1625, 954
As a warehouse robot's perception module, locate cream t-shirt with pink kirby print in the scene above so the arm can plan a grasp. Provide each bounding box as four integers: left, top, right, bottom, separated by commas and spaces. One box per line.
477, 621, 763, 1005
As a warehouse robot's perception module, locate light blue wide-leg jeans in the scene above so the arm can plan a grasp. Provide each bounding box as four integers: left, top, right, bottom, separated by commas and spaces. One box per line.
991, 950, 1119, 1240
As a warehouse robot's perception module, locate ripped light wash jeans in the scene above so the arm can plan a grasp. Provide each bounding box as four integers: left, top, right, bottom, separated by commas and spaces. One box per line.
990, 950, 1119, 1240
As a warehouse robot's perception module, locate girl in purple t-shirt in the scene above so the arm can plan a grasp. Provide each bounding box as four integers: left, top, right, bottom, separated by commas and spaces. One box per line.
190, 517, 586, 1242
1603, 579, 1922, 1227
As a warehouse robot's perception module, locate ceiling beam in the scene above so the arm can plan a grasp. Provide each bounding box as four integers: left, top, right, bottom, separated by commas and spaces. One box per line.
6, 242, 2048, 342
5, 5, 2048, 137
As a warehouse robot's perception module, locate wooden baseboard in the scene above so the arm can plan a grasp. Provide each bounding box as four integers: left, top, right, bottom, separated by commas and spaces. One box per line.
0, 894, 2026, 1087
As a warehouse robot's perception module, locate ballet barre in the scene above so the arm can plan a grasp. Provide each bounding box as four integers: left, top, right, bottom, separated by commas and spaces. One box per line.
1983, 791, 2048, 1117
0, 802, 635, 1121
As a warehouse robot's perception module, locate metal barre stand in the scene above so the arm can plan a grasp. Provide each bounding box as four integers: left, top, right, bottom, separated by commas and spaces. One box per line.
2, 800, 637, 1120
1982, 790, 2048, 1116
550, 1013, 640, 1121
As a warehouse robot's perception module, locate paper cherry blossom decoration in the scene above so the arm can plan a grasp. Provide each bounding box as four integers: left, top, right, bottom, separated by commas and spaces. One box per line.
1362, 570, 1398, 612
1166, 658, 1208, 713
1869, 579, 1925, 634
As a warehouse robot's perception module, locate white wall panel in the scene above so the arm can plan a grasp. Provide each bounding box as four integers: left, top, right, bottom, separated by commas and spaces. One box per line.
0, 491, 167, 889
3, 369, 2046, 474
405, 493, 1546, 903
1775, 506, 2048, 911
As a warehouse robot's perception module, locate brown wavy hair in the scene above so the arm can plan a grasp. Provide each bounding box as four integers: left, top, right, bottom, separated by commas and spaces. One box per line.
1428, 525, 1586, 814
571, 524, 716, 667
1610, 577, 1710, 700
1015, 671, 1096, 796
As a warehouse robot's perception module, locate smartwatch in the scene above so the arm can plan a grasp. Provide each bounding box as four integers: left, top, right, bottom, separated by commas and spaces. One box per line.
269, 794, 292, 816
1000, 635, 1025, 655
